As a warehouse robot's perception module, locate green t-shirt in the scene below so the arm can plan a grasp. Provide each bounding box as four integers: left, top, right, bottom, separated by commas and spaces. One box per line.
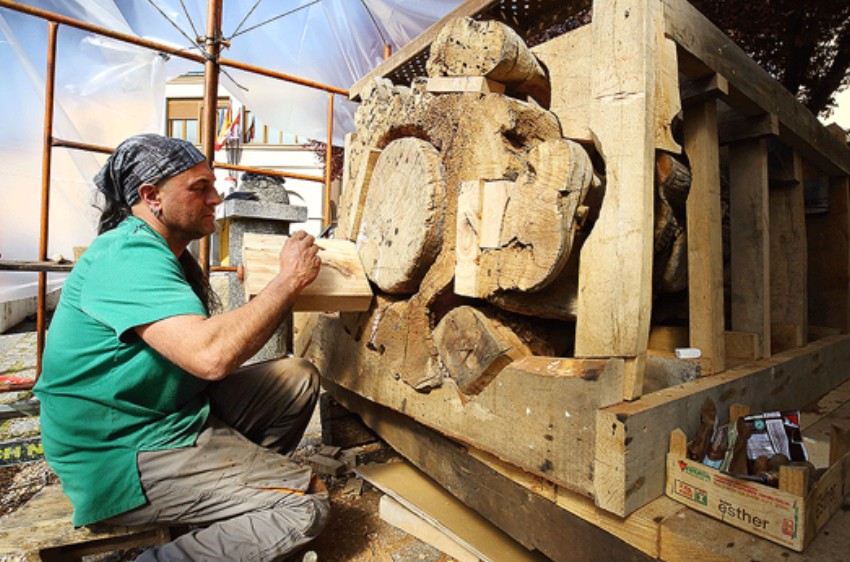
34, 217, 210, 526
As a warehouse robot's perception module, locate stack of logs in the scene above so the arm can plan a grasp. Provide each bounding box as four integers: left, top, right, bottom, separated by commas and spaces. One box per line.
336, 16, 691, 394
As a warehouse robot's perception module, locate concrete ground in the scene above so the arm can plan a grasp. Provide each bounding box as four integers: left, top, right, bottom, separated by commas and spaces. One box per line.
0, 317, 457, 562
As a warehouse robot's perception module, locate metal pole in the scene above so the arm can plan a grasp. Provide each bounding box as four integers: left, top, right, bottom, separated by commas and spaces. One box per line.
383, 44, 392, 60
200, 0, 223, 275
324, 92, 335, 229
35, 21, 59, 380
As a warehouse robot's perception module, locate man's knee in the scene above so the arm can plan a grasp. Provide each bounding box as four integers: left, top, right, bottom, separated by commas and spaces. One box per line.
303, 493, 330, 538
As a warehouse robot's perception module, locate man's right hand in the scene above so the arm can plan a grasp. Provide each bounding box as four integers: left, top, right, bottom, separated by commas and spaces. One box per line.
278, 231, 322, 294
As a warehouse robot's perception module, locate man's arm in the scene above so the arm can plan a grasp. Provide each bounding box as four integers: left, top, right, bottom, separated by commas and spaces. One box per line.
135, 231, 321, 380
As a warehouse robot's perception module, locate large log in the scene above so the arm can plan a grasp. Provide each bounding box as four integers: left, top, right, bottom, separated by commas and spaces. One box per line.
357, 137, 447, 294
427, 17, 551, 108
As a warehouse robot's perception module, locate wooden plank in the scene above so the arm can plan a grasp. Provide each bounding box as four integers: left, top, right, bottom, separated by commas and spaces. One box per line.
362, 462, 549, 562
479, 180, 511, 249
729, 137, 771, 358
723, 331, 761, 369
0, 485, 167, 554
770, 149, 808, 346
684, 99, 725, 374
807, 176, 850, 333
531, 24, 593, 142
325, 380, 656, 562
455, 180, 483, 297
242, 234, 373, 311
575, 0, 657, 395
379, 496, 480, 562
426, 76, 505, 94
298, 313, 624, 498
338, 147, 381, 241
594, 334, 850, 517
662, 0, 850, 176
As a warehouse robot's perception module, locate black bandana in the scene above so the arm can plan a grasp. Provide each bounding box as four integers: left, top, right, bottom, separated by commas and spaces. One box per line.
94, 134, 207, 206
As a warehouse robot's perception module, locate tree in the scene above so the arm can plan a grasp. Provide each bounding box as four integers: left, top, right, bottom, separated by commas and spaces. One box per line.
689, 0, 850, 118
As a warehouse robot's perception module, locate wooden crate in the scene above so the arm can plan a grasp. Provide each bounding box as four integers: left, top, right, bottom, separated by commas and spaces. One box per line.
665, 416, 850, 551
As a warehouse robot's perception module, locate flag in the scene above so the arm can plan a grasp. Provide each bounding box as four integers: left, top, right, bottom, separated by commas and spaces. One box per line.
215, 104, 240, 150
246, 115, 255, 142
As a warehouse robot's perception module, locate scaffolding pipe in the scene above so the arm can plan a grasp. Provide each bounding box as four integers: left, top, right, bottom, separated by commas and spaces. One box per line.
215, 162, 324, 183
324, 92, 335, 229
199, 0, 223, 276
34, 21, 59, 384
51, 137, 114, 154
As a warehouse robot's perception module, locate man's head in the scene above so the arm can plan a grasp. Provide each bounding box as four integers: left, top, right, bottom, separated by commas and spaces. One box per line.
95, 134, 220, 249
95, 134, 207, 208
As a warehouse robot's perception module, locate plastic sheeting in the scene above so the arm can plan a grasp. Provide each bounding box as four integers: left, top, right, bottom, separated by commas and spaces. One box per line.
0, 0, 460, 301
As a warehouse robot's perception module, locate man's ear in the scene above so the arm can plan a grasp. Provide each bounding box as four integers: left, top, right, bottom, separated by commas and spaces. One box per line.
137, 183, 160, 206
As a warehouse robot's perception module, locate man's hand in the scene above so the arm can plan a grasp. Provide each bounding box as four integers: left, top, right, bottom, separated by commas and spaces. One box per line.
277, 231, 322, 294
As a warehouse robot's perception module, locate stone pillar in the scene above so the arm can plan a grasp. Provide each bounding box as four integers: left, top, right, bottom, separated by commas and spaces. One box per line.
216, 176, 308, 363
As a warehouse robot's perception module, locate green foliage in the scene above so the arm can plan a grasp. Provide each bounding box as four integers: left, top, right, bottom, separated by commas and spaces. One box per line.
690, 0, 850, 118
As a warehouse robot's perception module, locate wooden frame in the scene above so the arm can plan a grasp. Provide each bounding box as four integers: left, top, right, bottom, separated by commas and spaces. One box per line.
307, 0, 850, 543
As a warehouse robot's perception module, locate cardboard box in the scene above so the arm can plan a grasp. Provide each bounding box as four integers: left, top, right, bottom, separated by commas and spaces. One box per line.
665, 427, 850, 551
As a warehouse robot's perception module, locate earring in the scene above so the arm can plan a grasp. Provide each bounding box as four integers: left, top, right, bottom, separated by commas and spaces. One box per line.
150, 206, 161, 218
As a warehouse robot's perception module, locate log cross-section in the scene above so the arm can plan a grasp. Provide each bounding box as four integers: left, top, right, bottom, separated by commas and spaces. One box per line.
357, 137, 447, 294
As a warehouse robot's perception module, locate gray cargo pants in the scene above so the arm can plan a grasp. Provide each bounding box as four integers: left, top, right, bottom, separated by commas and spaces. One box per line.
104, 357, 329, 562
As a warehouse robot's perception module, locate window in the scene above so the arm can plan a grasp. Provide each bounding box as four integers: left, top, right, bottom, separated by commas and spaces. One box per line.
166, 98, 229, 142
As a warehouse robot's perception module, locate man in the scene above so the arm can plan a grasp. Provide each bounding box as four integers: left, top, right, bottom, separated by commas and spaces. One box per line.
34, 134, 328, 562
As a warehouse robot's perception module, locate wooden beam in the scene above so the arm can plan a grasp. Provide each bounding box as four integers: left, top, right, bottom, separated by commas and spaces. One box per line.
425, 76, 506, 95
593, 334, 850, 518
769, 148, 808, 347
683, 100, 725, 374
807, 176, 850, 333
662, 0, 850, 176
241, 234, 373, 311
718, 111, 779, 145
576, 0, 657, 399
679, 73, 728, 109
729, 137, 771, 358
324, 380, 657, 562
298, 313, 624, 498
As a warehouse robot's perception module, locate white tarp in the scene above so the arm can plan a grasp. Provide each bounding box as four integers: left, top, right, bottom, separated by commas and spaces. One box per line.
0, 0, 460, 301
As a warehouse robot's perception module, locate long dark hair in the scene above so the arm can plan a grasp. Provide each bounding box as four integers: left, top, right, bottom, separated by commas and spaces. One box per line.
96, 187, 220, 315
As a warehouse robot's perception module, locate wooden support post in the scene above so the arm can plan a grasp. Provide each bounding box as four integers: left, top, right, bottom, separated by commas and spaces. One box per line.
576, 0, 657, 401
770, 148, 808, 349
729, 137, 771, 358
684, 99, 725, 374
808, 176, 850, 333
